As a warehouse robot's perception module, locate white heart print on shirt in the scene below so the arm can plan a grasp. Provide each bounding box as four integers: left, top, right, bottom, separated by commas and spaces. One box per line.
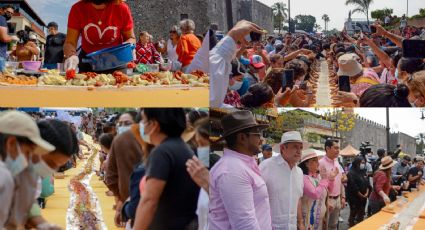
83, 23, 118, 46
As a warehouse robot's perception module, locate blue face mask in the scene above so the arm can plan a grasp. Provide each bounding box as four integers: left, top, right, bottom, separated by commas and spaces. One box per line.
30, 159, 55, 178
117, 125, 131, 135
139, 123, 151, 144
5, 143, 29, 177
229, 80, 243, 91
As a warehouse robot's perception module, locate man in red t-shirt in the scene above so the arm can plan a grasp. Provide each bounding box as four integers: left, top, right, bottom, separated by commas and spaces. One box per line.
63, 0, 136, 72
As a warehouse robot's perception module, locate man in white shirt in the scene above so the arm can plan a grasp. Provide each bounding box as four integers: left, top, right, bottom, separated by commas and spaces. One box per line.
260, 131, 306, 230
209, 20, 264, 107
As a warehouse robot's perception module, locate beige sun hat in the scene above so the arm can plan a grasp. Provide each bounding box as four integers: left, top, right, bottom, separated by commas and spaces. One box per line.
337, 54, 363, 77
0, 111, 55, 155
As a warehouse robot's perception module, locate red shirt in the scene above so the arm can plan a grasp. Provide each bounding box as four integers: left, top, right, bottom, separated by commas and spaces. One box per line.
370, 171, 391, 202
135, 42, 161, 64
68, 1, 134, 54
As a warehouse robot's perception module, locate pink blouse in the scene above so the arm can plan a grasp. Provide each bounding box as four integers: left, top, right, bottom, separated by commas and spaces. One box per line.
303, 174, 334, 200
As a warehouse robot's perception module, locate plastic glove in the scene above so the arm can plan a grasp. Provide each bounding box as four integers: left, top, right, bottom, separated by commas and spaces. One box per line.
379, 191, 391, 205
64, 55, 79, 71
10, 35, 19, 41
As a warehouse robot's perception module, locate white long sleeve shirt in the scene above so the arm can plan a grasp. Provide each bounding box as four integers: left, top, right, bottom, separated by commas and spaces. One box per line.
209, 36, 237, 108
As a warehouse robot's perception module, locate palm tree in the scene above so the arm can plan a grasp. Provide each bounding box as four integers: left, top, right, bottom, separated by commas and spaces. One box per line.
321, 14, 330, 31
345, 0, 374, 25
272, 2, 289, 34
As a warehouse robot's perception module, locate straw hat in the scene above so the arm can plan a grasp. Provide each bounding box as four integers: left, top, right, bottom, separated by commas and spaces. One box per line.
379, 156, 397, 170
272, 131, 310, 152
337, 54, 363, 77
300, 149, 324, 164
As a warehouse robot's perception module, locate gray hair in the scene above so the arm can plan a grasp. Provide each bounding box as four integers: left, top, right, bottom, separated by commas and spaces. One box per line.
180, 19, 196, 34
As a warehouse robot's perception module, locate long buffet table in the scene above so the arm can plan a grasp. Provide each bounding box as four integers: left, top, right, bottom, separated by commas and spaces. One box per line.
0, 86, 208, 107
351, 185, 425, 230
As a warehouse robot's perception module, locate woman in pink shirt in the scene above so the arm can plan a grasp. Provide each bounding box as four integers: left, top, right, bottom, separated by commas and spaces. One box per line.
299, 150, 337, 230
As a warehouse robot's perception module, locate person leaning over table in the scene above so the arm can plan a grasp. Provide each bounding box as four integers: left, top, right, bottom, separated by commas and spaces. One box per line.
63, 0, 136, 72
176, 19, 201, 72
407, 156, 425, 190
0, 4, 19, 71
0, 111, 59, 230
368, 156, 401, 215
209, 110, 272, 230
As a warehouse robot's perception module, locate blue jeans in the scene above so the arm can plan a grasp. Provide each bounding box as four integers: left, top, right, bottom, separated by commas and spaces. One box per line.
43, 63, 58, 70
0, 56, 5, 72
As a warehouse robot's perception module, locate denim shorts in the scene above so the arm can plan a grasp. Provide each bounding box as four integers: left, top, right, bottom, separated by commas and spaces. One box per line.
0, 56, 5, 72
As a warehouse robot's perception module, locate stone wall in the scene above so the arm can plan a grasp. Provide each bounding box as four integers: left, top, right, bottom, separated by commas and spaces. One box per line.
208, 0, 273, 33
127, 0, 210, 41
390, 132, 417, 156
341, 117, 387, 154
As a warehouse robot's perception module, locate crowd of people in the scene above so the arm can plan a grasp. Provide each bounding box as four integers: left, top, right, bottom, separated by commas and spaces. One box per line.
209, 110, 425, 230
0, 108, 211, 230
0, 1, 209, 74
210, 19, 425, 108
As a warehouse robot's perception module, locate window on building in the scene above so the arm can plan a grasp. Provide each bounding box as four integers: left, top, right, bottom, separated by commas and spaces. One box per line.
180, 14, 189, 20
7, 22, 17, 34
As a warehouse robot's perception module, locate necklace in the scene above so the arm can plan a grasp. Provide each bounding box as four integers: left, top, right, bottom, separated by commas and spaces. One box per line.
94, 4, 108, 25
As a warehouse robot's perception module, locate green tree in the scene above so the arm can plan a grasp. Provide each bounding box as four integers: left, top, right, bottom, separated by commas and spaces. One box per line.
416, 133, 425, 156
321, 14, 330, 31
345, 0, 374, 25
371, 8, 393, 21
272, 2, 289, 34
294, 15, 317, 33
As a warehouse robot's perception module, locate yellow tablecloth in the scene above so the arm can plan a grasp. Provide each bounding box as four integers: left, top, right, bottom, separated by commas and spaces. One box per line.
41, 159, 121, 229
350, 186, 425, 230
0, 86, 208, 107
413, 218, 425, 230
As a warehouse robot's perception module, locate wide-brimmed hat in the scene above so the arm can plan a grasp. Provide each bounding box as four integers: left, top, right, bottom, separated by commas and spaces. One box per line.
0, 111, 55, 155
272, 131, 310, 152
379, 156, 397, 170
337, 54, 363, 77
300, 149, 326, 164
220, 110, 269, 140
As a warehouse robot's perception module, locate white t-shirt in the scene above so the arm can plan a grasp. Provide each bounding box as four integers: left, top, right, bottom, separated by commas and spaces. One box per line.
0, 161, 15, 227
260, 155, 304, 230
167, 39, 179, 62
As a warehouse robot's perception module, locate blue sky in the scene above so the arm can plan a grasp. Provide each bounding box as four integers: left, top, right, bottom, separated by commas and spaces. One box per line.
260, 0, 424, 31
27, 0, 76, 33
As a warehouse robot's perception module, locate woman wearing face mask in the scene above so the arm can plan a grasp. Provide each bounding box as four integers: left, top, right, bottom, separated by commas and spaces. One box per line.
0, 111, 55, 229
116, 112, 136, 135
63, 0, 136, 72
223, 60, 245, 107
134, 109, 200, 230
405, 70, 425, 107
33, 120, 79, 212
347, 156, 370, 227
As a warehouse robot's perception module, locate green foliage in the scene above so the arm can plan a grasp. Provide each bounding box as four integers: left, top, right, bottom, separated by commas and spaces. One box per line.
272, 2, 289, 34
345, 0, 374, 24
294, 15, 317, 33
371, 8, 393, 20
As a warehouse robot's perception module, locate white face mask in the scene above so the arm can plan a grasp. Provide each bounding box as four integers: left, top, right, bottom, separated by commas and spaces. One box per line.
360, 163, 366, 170
229, 80, 243, 91
139, 123, 151, 144
5, 143, 29, 177
30, 159, 56, 178
197, 146, 210, 168
117, 125, 131, 135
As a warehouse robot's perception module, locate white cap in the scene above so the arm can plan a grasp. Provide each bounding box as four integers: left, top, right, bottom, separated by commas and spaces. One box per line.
29, 34, 37, 40
0, 111, 55, 155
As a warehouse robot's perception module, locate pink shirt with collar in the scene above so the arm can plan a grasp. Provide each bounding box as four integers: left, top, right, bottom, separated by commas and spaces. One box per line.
209, 148, 272, 230
303, 174, 334, 200
319, 156, 344, 197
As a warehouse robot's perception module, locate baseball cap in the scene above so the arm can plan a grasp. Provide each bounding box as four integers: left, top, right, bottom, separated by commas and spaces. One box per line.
0, 111, 55, 155
250, 55, 265, 69
262, 144, 272, 151
47, 22, 58, 28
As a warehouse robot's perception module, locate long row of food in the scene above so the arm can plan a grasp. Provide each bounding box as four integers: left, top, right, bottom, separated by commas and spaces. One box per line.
0, 69, 209, 88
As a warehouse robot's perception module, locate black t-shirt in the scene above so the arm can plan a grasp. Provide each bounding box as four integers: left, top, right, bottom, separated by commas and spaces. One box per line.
0, 15, 7, 58
145, 137, 200, 230
44, 33, 66, 64
407, 167, 423, 189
